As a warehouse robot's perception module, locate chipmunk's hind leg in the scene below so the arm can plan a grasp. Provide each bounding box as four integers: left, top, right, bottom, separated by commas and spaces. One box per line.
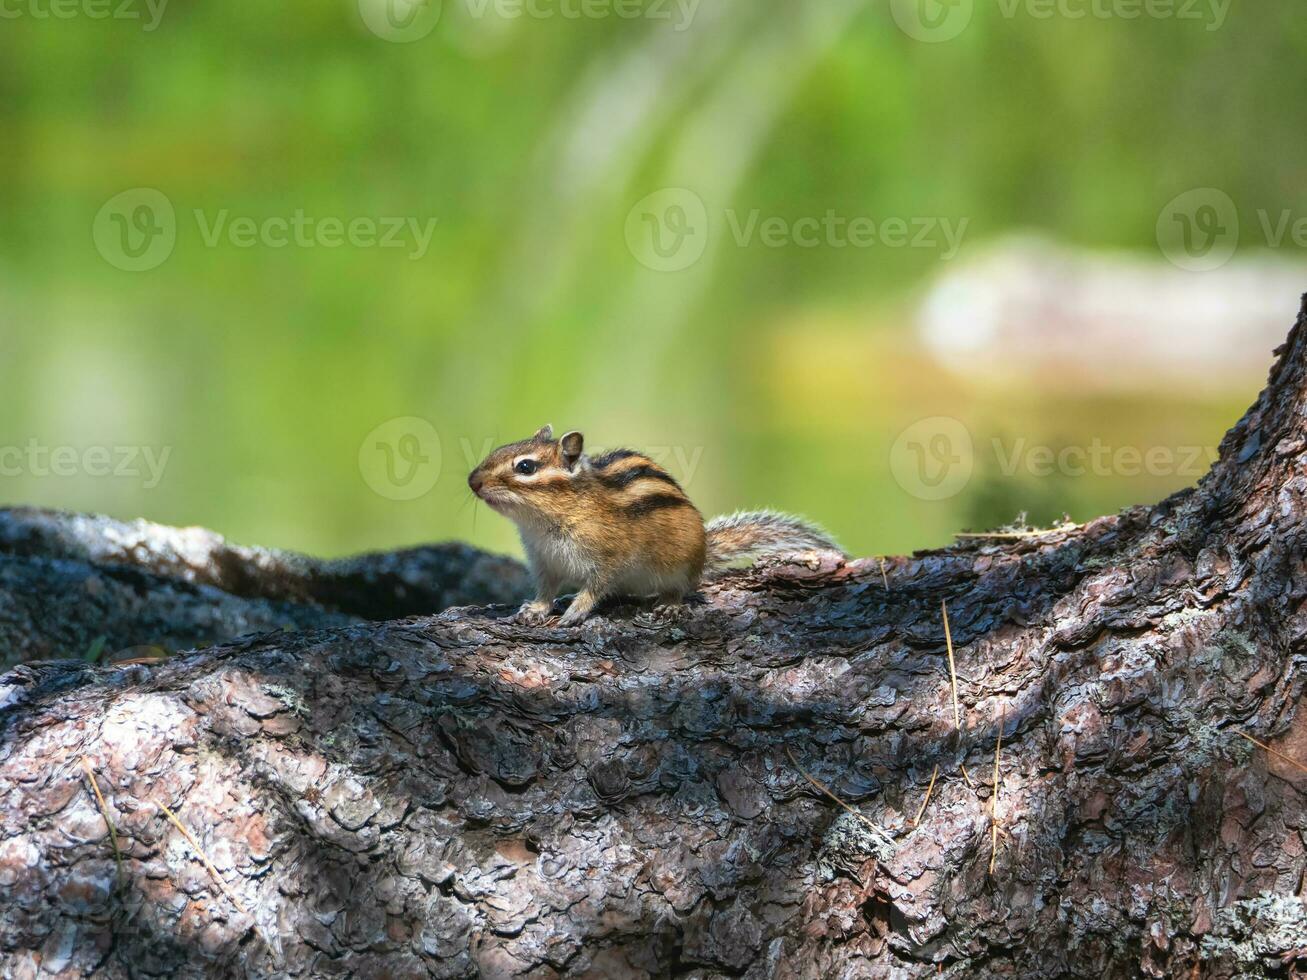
654, 589, 693, 622
636, 579, 695, 625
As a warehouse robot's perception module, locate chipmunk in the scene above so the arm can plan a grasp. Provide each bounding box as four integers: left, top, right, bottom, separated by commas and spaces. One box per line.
467, 425, 842, 626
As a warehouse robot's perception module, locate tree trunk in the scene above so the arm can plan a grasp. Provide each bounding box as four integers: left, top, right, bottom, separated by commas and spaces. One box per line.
5, 301, 1307, 978
0, 508, 530, 670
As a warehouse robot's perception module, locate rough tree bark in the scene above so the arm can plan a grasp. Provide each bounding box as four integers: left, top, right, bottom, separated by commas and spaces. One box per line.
0, 508, 529, 669
4, 301, 1307, 978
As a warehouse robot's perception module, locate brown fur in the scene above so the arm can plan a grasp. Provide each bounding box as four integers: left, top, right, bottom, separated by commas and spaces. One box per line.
469, 426, 837, 624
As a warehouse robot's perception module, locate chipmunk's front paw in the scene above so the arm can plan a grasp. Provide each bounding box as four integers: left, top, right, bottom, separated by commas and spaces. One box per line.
556, 605, 589, 627
555, 591, 599, 627
512, 600, 554, 625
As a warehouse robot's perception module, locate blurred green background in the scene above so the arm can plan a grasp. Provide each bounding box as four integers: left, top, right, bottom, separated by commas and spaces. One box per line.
1, 0, 1303, 561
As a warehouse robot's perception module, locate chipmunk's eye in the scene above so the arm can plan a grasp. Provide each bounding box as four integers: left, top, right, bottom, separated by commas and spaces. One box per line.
514, 459, 538, 476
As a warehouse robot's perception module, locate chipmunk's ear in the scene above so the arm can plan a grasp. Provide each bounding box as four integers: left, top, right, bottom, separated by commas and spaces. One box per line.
532, 424, 554, 443
560, 430, 584, 469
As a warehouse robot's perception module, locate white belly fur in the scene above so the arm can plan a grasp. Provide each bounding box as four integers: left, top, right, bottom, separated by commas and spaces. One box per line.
519, 525, 594, 591
519, 525, 695, 598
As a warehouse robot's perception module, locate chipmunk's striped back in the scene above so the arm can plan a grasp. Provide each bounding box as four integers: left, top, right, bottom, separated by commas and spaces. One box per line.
586, 448, 696, 518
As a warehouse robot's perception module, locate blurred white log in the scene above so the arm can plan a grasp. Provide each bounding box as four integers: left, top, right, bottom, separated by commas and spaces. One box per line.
918, 235, 1307, 391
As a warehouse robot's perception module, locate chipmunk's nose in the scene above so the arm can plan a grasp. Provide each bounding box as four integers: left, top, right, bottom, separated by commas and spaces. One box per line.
468, 471, 483, 493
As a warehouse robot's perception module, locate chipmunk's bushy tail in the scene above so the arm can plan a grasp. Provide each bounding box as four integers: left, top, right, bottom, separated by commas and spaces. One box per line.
704, 509, 843, 571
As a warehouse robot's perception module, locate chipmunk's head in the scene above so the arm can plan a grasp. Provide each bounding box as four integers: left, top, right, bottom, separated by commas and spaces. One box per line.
467, 424, 585, 522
